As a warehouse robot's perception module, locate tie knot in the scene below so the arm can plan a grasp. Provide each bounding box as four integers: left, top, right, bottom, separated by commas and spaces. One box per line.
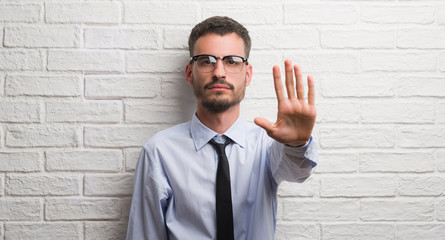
209, 138, 231, 154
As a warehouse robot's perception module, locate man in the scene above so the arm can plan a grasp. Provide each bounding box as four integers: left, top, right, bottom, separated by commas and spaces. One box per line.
126, 16, 317, 240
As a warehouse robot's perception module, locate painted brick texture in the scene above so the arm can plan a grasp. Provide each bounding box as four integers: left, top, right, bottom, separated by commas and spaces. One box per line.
0, 1, 444, 239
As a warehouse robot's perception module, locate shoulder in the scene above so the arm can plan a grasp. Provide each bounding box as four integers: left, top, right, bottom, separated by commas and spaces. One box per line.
142, 121, 191, 151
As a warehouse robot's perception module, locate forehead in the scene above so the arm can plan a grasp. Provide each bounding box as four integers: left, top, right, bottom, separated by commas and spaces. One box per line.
193, 33, 245, 57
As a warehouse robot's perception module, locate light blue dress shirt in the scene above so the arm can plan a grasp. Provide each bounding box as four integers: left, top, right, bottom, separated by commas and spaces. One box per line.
126, 114, 317, 240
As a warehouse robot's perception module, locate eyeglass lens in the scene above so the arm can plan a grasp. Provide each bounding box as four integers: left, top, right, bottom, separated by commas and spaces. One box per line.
196, 56, 245, 73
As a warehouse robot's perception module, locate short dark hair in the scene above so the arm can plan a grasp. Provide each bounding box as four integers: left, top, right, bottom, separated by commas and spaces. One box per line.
188, 16, 251, 58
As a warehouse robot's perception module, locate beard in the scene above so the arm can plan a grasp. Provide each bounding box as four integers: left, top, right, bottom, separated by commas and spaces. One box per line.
193, 77, 246, 113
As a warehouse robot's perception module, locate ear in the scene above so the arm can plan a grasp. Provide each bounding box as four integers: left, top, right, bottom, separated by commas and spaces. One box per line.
185, 62, 193, 86
245, 63, 253, 87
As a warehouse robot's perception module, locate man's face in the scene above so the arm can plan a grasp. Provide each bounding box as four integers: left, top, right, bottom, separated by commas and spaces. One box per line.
185, 33, 252, 113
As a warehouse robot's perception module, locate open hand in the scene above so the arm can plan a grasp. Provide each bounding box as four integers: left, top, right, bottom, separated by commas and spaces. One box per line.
254, 60, 316, 146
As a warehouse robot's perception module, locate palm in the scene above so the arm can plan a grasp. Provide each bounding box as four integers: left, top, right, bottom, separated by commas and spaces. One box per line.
254, 60, 316, 146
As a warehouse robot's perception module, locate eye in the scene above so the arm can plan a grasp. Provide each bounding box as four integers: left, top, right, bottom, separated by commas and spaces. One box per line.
197, 57, 213, 66
225, 57, 242, 66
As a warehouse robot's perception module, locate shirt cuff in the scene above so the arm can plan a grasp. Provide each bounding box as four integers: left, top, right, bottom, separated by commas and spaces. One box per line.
283, 136, 317, 168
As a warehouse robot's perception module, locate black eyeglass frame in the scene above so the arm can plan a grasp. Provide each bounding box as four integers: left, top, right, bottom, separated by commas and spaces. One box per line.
189, 54, 248, 64
189, 54, 249, 73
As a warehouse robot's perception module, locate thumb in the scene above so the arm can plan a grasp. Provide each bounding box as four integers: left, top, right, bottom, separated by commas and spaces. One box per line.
254, 117, 274, 132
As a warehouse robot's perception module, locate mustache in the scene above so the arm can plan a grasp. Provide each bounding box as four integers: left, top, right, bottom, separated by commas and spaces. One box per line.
204, 79, 234, 90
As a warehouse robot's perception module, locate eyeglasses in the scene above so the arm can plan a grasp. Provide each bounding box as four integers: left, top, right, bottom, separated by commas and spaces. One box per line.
190, 54, 248, 73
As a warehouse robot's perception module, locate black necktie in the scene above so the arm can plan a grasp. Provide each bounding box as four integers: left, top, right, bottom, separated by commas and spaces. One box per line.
209, 138, 234, 240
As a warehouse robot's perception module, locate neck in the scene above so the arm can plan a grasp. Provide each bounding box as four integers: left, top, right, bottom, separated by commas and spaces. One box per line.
196, 104, 240, 134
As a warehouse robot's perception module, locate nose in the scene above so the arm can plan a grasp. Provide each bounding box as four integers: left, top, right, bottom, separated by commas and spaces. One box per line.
212, 58, 226, 79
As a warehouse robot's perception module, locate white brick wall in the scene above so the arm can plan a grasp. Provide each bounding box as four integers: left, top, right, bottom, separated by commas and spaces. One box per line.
1, 1, 445, 239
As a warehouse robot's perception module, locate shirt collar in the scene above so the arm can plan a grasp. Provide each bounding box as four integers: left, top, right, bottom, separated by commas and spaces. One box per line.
190, 113, 246, 151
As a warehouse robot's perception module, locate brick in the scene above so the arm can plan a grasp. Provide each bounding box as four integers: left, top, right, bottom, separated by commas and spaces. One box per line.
0, 101, 40, 123
0, 174, 3, 196
284, 4, 358, 24
5, 75, 81, 97
251, 28, 318, 49
398, 77, 445, 97
286, 53, 359, 73
6, 125, 79, 147
241, 99, 276, 123
361, 5, 434, 24
160, 75, 197, 101
84, 174, 134, 196
126, 52, 188, 73
0, 4, 40, 23
85, 222, 127, 240
5, 223, 82, 240
439, 54, 445, 72
437, 199, 445, 220
0, 28, 3, 48
247, 52, 282, 74
399, 176, 445, 196
283, 199, 359, 221
438, 151, 445, 172
0, 199, 41, 221
47, 50, 124, 72
322, 28, 394, 49
438, 103, 445, 123
320, 74, 395, 97
321, 176, 396, 197
5, 25, 80, 48
46, 2, 120, 24
360, 152, 434, 173
317, 102, 360, 123
85, 27, 160, 49
46, 150, 122, 172
396, 224, 445, 240
84, 126, 157, 147
244, 73, 278, 100
360, 199, 434, 221
398, 28, 445, 49
124, 148, 140, 172
320, 127, 395, 148
124, 100, 195, 124
439, 5, 445, 25
316, 152, 358, 173
164, 28, 191, 49
0, 50, 43, 71
275, 223, 320, 240
277, 178, 314, 197
361, 102, 435, 123
0, 152, 42, 172
46, 101, 121, 123
45, 198, 121, 220
6, 174, 81, 196
322, 224, 394, 240
85, 75, 158, 99
122, 197, 132, 220
203, 4, 281, 25
398, 127, 445, 148
361, 52, 436, 72
124, 2, 198, 24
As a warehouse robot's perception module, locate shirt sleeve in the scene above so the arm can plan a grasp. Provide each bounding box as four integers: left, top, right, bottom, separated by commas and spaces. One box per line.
268, 136, 318, 185
126, 146, 171, 240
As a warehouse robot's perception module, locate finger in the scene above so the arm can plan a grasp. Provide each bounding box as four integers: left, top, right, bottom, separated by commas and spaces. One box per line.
284, 59, 296, 99
273, 65, 285, 101
254, 117, 274, 134
307, 75, 315, 105
294, 64, 304, 101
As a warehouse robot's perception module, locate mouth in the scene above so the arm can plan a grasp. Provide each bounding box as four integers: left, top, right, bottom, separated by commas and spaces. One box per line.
208, 84, 231, 91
